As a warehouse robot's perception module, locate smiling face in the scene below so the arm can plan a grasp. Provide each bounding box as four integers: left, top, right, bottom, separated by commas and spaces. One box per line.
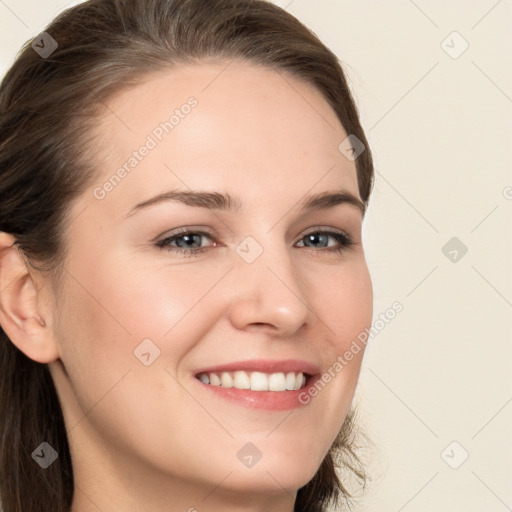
46, 61, 373, 511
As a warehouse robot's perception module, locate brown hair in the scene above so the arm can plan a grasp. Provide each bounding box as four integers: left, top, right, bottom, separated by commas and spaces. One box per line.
0, 0, 374, 510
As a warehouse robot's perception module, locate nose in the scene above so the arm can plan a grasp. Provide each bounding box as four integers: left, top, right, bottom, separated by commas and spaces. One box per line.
226, 239, 317, 337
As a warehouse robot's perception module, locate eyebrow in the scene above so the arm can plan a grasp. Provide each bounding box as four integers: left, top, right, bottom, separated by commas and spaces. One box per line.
124, 189, 366, 219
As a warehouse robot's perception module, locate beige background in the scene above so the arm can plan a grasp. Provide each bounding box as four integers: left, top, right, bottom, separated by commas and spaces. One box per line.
1, 1, 511, 511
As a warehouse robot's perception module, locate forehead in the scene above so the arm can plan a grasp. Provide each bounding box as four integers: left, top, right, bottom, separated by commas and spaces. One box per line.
80, 61, 359, 218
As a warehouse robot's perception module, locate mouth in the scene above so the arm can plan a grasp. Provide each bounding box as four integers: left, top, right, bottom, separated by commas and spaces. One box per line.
192, 359, 320, 411
195, 370, 310, 391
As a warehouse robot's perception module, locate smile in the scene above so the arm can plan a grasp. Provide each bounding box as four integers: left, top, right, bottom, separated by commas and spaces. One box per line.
196, 370, 308, 391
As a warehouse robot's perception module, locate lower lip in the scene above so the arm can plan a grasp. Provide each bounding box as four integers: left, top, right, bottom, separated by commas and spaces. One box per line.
193, 375, 320, 411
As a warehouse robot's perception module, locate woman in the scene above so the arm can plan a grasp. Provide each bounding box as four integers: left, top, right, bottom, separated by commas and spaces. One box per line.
0, 0, 375, 510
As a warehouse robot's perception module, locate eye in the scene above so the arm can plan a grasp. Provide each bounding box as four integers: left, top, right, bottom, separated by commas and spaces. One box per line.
155, 229, 216, 257
296, 230, 353, 254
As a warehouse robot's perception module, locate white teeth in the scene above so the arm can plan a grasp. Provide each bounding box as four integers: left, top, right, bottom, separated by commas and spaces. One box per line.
233, 370, 251, 389
209, 373, 221, 386
268, 372, 286, 391
285, 372, 296, 390
220, 372, 233, 388
197, 370, 307, 392
250, 371, 269, 391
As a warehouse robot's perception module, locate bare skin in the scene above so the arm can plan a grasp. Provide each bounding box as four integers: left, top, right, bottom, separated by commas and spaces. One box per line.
0, 61, 373, 512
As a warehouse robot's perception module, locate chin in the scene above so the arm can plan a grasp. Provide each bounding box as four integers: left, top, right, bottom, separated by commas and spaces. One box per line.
207, 441, 326, 496
220, 463, 319, 497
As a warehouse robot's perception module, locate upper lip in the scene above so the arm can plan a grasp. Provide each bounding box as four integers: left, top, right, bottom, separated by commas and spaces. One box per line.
194, 359, 321, 377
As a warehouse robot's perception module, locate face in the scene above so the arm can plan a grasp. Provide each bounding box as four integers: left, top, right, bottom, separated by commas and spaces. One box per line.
46, 61, 373, 510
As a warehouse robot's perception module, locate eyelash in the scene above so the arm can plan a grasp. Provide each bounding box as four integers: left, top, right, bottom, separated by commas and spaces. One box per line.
155, 228, 354, 258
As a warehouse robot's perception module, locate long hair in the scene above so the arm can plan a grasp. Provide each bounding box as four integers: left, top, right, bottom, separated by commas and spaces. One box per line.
0, 1, 375, 510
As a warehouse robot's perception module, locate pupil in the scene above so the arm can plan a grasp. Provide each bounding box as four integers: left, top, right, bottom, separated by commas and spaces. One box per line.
180, 234, 200, 247
308, 234, 326, 247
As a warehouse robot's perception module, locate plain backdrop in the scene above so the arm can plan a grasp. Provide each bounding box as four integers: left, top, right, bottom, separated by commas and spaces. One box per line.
1, 1, 511, 511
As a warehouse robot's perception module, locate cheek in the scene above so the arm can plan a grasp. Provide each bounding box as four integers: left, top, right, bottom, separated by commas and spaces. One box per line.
303, 260, 372, 423
115, 263, 229, 358
64, 250, 223, 346
315, 259, 373, 348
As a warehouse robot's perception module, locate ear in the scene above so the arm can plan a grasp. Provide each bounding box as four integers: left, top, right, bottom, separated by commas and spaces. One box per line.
0, 232, 60, 363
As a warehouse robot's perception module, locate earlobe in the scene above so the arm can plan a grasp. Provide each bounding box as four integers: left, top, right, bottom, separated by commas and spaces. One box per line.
0, 232, 60, 363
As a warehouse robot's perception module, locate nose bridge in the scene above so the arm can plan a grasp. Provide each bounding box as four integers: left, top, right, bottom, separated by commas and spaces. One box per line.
226, 231, 314, 334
